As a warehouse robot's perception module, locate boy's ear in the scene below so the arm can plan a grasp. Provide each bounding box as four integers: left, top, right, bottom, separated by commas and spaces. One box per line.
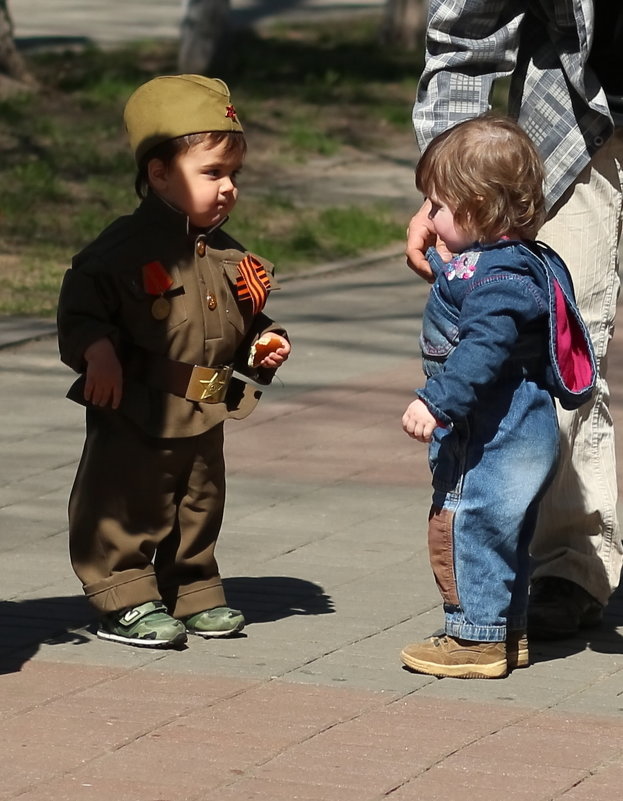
147, 158, 168, 191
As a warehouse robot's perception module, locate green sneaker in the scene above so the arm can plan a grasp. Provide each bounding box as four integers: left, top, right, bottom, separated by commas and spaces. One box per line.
98, 601, 187, 648
181, 606, 245, 638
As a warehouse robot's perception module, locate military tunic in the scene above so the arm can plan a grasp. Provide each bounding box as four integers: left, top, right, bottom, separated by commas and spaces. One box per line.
57, 192, 287, 616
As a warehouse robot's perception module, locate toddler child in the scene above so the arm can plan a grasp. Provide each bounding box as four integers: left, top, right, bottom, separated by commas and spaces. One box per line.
400, 115, 595, 678
57, 75, 290, 648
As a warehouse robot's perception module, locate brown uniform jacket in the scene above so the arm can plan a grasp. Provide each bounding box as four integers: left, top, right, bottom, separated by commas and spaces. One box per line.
57, 192, 287, 438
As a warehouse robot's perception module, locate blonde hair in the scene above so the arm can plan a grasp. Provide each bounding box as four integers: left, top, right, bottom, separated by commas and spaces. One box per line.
415, 115, 546, 242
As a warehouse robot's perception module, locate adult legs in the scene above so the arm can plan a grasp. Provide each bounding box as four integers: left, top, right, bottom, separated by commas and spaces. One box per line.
534, 131, 623, 622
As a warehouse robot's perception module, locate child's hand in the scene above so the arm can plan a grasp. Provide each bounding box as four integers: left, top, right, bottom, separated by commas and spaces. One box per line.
256, 335, 291, 369
83, 337, 123, 409
402, 398, 440, 443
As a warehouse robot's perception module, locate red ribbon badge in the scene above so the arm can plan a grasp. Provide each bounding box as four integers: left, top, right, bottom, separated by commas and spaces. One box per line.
142, 261, 174, 296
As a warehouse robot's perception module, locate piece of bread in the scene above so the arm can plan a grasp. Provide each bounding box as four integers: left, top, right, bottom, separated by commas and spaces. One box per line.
248, 334, 283, 368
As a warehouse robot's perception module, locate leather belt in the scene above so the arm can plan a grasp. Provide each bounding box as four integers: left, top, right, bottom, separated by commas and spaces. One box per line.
130, 349, 234, 404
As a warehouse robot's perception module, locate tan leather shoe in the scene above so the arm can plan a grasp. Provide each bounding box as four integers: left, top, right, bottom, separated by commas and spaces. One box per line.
401, 634, 507, 679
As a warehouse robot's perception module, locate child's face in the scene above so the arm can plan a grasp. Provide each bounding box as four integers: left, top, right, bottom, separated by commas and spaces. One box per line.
151, 140, 243, 228
427, 196, 473, 253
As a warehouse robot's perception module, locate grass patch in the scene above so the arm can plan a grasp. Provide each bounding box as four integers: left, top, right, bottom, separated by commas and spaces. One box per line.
1, 15, 423, 317
0, 250, 68, 317
230, 195, 405, 270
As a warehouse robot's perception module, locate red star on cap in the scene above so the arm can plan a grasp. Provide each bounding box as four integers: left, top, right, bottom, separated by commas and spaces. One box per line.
225, 104, 238, 120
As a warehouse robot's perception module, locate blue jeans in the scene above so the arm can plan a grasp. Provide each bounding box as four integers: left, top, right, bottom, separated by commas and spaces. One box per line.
427, 375, 559, 641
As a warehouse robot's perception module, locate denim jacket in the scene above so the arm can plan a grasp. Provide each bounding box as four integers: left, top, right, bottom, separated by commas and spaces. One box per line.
418, 239, 596, 426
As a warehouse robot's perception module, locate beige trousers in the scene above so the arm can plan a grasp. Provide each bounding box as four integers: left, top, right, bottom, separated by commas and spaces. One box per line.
533, 130, 623, 605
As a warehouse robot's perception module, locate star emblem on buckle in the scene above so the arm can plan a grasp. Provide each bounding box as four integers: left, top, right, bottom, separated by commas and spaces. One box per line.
199, 373, 227, 400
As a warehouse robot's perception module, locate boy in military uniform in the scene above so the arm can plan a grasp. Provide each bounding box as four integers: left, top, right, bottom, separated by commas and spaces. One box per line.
57, 75, 290, 648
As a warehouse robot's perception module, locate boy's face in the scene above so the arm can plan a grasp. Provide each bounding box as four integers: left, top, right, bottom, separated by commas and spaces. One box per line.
151, 140, 243, 228
427, 196, 472, 253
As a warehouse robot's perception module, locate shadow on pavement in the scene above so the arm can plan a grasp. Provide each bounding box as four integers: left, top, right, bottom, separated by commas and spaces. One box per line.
0, 578, 333, 672
0, 596, 92, 674
223, 575, 334, 624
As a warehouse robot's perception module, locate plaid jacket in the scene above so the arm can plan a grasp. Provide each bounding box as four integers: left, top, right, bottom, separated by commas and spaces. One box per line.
414, 0, 614, 208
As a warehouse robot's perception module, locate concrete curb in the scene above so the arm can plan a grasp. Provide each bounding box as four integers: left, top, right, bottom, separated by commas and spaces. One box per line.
0, 317, 57, 350
279, 243, 405, 282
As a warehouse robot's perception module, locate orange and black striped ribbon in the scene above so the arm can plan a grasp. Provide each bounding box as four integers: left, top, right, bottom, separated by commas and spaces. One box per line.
236, 255, 271, 314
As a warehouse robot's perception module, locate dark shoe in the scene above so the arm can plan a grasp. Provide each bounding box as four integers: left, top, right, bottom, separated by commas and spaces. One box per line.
98, 601, 188, 648
400, 634, 507, 679
528, 577, 603, 640
181, 606, 245, 638
506, 631, 529, 670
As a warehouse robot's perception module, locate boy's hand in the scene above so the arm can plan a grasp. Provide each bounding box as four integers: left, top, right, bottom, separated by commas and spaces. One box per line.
402, 398, 440, 443
83, 337, 123, 409
406, 201, 453, 282
256, 334, 291, 369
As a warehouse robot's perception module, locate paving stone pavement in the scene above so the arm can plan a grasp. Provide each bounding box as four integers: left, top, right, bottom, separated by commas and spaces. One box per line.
1, 253, 623, 800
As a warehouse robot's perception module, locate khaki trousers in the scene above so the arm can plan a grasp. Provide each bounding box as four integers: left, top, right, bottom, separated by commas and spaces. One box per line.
534, 130, 623, 604
69, 409, 228, 617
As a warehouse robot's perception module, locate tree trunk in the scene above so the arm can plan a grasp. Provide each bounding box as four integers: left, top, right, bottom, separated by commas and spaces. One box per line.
380, 0, 426, 51
0, 0, 37, 87
178, 0, 230, 75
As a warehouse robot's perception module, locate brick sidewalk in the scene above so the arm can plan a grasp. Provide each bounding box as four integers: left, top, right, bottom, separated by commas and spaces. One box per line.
4, 660, 623, 801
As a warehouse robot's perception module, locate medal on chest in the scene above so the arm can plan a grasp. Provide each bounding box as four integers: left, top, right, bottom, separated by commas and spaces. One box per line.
151, 296, 171, 319
142, 261, 174, 319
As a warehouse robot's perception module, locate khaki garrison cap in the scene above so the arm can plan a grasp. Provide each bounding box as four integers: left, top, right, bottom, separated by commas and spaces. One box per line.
124, 74, 244, 164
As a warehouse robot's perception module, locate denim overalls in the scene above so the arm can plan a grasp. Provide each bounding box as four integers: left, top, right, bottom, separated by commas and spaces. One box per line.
417, 240, 595, 641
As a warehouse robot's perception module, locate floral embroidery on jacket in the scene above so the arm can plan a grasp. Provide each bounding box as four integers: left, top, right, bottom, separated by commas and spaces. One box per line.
446, 251, 480, 281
